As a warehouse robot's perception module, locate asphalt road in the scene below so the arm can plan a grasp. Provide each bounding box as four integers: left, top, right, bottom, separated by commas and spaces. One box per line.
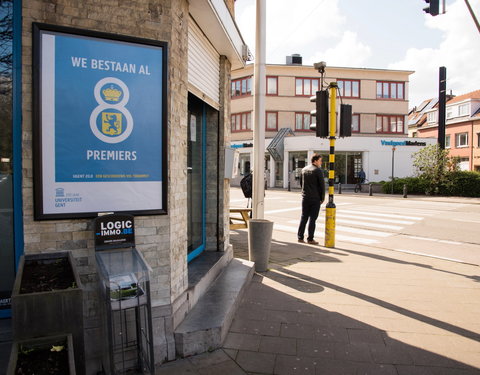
230, 188, 480, 266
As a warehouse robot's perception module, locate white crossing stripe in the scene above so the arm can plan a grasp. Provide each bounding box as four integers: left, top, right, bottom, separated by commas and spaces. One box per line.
287, 220, 392, 237
339, 209, 424, 221
273, 223, 379, 245
335, 213, 414, 225
332, 218, 402, 231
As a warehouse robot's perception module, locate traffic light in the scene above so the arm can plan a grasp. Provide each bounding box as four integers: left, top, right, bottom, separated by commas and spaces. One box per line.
423, 0, 439, 16
339, 104, 352, 138
310, 90, 329, 138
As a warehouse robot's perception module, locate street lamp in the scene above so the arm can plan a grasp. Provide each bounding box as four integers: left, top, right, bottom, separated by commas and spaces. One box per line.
391, 146, 396, 194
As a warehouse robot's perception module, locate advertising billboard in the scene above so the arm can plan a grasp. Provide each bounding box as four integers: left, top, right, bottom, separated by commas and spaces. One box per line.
33, 24, 167, 219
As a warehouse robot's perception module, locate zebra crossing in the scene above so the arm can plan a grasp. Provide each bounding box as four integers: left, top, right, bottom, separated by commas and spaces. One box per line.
267, 203, 436, 246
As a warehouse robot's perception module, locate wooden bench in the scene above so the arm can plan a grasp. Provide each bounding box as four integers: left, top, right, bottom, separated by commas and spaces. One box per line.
229, 208, 252, 229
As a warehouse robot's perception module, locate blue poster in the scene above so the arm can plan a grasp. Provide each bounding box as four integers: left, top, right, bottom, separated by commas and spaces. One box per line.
54, 34, 163, 182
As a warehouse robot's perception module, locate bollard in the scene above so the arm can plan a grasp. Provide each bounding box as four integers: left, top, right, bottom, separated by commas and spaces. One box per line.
248, 219, 274, 272
338, 183, 342, 194
369, 183, 373, 196
403, 184, 407, 198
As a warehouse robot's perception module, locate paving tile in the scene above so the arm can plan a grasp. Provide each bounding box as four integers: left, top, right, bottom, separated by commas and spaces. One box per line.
156, 358, 199, 374
353, 362, 398, 375
197, 359, 247, 375
314, 358, 357, 375
235, 350, 275, 374
296, 339, 334, 359
223, 332, 261, 351
280, 323, 315, 339
369, 343, 414, 365
187, 349, 231, 368
347, 328, 386, 345
314, 326, 349, 343
297, 311, 331, 326
274, 354, 316, 375
259, 336, 296, 355
265, 309, 300, 324
230, 318, 281, 336
333, 342, 373, 363
223, 348, 239, 360
235, 305, 268, 321
396, 364, 480, 375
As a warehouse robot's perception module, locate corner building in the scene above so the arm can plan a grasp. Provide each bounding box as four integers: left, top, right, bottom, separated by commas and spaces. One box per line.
231, 56, 436, 189
0, 0, 248, 373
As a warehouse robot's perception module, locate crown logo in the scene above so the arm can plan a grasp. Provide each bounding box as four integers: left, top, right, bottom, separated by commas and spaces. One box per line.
102, 85, 122, 102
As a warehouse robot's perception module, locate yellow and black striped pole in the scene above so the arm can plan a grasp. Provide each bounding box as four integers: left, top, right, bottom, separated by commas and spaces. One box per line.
325, 83, 337, 248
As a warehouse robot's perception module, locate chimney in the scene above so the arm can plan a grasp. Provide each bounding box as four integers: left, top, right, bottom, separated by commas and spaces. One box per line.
286, 54, 302, 65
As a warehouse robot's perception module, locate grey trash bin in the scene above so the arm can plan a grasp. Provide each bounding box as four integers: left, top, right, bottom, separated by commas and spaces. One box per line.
248, 219, 274, 272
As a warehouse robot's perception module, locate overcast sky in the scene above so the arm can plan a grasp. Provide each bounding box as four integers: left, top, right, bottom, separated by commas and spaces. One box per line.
234, 0, 480, 108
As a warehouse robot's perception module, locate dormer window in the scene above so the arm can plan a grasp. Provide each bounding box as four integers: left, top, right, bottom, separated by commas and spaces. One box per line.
427, 111, 437, 123
459, 103, 469, 116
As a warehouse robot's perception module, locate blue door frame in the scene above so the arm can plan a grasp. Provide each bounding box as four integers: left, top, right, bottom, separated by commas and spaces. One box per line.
187, 100, 206, 263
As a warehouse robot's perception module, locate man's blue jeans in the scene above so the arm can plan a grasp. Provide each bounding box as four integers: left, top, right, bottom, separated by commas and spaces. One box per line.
297, 199, 321, 241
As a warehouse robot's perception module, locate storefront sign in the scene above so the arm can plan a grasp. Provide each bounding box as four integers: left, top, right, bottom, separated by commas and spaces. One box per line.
33, 24, 168, 219
381, 140, 427, 147
94, 213, 135, 250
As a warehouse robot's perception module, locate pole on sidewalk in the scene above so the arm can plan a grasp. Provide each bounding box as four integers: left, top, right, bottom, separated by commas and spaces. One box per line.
438, 67, 446, 150
325, 83, 337, 248
252, 0, 266, 219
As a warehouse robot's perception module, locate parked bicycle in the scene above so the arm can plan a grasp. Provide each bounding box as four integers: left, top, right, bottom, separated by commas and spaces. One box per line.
354, 178, 368, 193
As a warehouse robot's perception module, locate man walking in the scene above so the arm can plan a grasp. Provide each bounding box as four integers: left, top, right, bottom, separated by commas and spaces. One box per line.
297, 154, 325, 245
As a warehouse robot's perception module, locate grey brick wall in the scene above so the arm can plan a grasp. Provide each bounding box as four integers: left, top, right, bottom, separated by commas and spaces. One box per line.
20, 0, 190, 371
20, 0, 234, 371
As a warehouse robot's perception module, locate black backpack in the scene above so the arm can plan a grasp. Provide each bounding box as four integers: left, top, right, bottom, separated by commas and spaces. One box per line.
240, 173, 252, 198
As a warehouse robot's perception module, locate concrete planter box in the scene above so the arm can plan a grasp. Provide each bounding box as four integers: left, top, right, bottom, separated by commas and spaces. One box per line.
7, 334, 76, 375
11, 251, 84, 374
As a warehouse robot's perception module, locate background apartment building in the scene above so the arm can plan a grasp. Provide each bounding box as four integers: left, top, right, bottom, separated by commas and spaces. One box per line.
408, 90, 480, 171
231, 55, 435, 189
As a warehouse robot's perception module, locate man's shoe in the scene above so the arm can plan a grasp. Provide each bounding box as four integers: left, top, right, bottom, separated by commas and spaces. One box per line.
297, 239, 305, 243
307, 240, 319, 245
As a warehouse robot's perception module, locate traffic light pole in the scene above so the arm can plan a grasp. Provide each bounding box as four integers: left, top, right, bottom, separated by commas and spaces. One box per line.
325, 83, 337, 248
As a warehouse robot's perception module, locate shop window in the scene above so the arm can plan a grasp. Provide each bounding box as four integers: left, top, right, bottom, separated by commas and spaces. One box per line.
266, 76, 278, 95
376, 81, 404, 100
337, 79, 360, 98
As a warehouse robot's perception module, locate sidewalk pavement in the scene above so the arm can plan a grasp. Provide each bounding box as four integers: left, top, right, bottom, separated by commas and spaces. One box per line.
157, 227, 480, 374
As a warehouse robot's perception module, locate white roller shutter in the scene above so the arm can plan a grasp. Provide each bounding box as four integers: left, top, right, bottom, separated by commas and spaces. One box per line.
188, 17, 220, 106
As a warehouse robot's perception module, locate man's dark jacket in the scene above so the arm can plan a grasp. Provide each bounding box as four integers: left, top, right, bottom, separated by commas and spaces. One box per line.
300, 165, 325, 203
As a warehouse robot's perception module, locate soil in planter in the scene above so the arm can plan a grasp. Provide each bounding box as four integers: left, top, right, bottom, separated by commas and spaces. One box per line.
20, 258, 75, 293
15, 340, 70, 375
